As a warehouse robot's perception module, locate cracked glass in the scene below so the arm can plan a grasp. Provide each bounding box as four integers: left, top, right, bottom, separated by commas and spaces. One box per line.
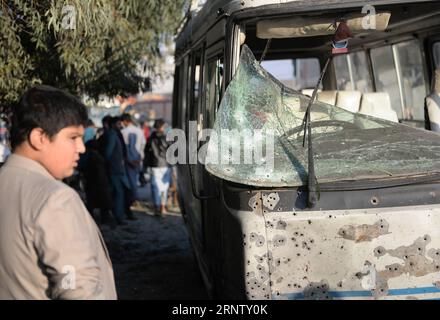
205, 45, 440, 187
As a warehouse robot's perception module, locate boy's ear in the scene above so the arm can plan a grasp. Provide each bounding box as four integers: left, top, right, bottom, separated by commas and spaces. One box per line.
28, 128, 48, 151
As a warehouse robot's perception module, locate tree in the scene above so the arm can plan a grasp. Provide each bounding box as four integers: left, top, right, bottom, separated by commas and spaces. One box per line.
0, 0, 187, 113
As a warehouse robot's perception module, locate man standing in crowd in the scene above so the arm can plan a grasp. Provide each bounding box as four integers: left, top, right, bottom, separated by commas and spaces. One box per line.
120, 113, 146, 202
146, 119, 171, 216
0, 85, 117, 299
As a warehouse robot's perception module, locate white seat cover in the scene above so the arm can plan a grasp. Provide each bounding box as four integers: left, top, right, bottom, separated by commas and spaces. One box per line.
359, 92, 399, 122
336, 91, 362, 113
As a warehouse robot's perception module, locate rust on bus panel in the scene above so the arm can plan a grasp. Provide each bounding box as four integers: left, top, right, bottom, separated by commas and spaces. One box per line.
338, 219, 390, 242
357, 235, 440, 298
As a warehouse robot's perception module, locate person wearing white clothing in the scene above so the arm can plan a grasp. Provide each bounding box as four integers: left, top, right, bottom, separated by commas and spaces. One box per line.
120, 113, 146, 161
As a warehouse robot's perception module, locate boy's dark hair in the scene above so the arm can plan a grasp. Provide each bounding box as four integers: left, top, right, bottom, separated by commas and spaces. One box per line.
154, 119, 165, 130
10, 85, 88, 150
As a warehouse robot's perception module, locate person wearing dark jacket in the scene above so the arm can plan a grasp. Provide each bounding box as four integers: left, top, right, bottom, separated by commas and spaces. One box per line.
101, 116, 130, 225
145, 119, 171, 216
81, 138, 113, 225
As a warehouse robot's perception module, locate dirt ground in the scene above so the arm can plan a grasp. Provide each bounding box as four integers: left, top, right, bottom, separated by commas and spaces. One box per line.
98, 202, 209, 300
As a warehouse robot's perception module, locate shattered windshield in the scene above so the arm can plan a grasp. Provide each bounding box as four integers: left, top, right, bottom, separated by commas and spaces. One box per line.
205, 45, 440, 187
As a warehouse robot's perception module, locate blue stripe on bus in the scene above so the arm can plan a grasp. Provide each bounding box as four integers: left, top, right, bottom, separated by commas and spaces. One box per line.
281, 286, 440, 300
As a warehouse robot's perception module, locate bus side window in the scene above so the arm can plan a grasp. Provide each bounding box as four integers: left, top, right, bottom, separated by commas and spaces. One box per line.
334, 51, 373, 93
370, 40, 428, 122
394, 40, 427, 121
433, 42, 440, 69
261, 58, 321, 91
179, 57, 189, 133
205, 56, 223, 128
370, 45, 403, 118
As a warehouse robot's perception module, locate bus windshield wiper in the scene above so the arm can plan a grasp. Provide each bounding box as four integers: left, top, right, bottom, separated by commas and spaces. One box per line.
301, 20, 351, 208
300, 57, 332, 208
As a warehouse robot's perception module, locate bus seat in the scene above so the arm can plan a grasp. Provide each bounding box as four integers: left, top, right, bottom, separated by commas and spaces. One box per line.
336, 91, 362, 113
316, 90, 337, 105
426, 69, 440, 132
359, 92, 399, 122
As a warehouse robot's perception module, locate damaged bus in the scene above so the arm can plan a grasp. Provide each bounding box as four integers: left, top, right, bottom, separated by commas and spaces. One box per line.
172, 0, 440, 299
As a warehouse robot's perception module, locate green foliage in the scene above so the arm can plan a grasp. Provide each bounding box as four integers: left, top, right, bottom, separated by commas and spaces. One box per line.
0, 0, 186, 112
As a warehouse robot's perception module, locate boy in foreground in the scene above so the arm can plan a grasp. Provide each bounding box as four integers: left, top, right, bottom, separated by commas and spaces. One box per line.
0, 85, 117, 299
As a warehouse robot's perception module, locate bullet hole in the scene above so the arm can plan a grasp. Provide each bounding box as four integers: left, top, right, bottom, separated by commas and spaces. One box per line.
287, 258, 291, 262
310, 239, 314, 243
291, 237, 296, 241
278, 208, 282, 211
329, 215, 332, 218
319, 252, 322, 255
341, 246, 344, 249
308, 220, 312, 225
371, 197, 379, 205
294, 232, 299, 236
404, 255, 408, 259
337, 282, 343, 288
300, 233, 304, 237
276, 292, 280, 296
295, 244, 299, 247
293, 213, 297, 216
288, 284, 291, 287
297, 253, 301, 257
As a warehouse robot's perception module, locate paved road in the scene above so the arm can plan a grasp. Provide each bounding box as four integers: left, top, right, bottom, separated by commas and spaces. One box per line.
98, 184, 209, 300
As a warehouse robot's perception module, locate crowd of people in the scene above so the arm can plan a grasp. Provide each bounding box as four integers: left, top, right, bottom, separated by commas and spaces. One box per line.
77, 113, 174, 226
